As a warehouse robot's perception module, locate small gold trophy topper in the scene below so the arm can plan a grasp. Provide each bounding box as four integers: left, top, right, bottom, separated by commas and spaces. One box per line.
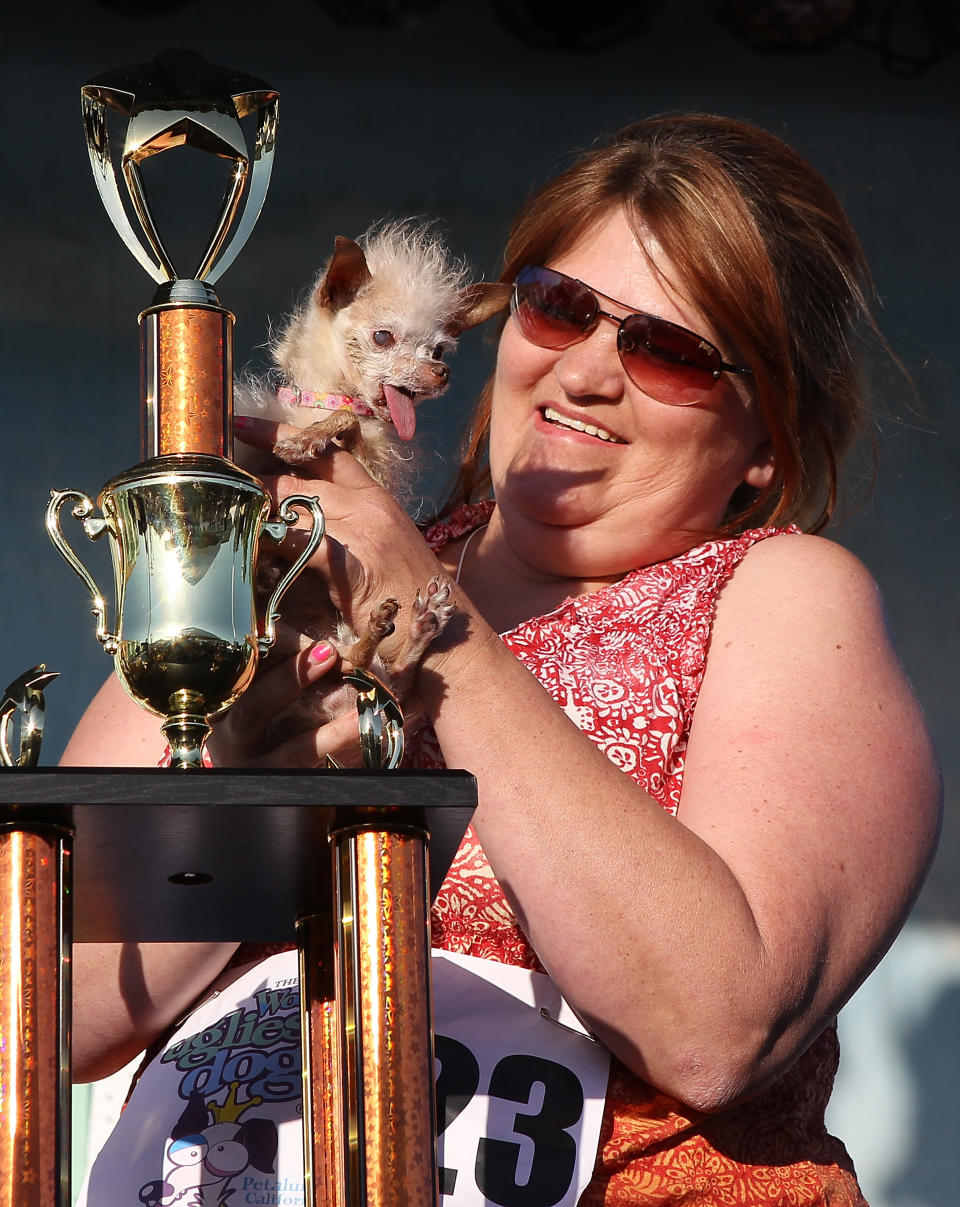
47, 51, 324, 769
0, 665, 58, 768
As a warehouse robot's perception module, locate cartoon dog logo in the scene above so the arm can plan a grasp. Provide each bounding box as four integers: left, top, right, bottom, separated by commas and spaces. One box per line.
139, 1084, 278, 1207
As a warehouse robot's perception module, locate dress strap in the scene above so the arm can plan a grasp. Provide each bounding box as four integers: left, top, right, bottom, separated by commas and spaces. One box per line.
454, 523, 487, 584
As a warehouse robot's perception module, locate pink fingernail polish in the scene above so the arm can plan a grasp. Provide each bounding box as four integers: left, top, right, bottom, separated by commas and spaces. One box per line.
310, 642, 334, 663
234, 415, 253, 430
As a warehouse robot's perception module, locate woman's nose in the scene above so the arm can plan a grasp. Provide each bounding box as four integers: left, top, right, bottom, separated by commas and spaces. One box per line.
552, 322, 625, 400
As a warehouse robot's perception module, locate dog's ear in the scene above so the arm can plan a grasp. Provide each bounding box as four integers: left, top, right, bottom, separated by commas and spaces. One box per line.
452, 282, 512, 333
317, 237, 373, 312
170, 1091, 209, 1139
235, 1117, 279, 1174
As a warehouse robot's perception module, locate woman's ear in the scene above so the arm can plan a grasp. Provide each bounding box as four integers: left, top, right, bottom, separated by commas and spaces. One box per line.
743, 439, 776, 489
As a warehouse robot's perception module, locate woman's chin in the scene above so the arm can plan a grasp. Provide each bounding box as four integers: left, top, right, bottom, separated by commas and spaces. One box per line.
498, 463, 608, 523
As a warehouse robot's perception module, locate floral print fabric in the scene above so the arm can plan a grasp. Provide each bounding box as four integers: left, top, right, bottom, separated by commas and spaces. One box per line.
420, 502, 865, 1206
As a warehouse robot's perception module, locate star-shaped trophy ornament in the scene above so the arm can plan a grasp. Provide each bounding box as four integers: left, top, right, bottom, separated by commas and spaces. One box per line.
81, 48, 278, 294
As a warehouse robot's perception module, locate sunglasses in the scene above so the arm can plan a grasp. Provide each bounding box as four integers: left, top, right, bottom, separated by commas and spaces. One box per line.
510, 265, 753, 406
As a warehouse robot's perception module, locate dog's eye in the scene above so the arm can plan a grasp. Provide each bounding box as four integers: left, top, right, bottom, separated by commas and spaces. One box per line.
373, 330, 395, 348
432, 345, 446, 360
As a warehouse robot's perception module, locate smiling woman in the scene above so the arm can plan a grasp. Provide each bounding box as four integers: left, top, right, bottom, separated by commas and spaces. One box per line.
66, 114, 940, 1207
446, 115, 879, 544
482, 208, 776, 585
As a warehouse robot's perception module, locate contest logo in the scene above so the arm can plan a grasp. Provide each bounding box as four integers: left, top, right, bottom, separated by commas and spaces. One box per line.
141, 981, 304, 1206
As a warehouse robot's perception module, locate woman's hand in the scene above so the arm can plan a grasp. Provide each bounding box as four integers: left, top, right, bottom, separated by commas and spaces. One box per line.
236, 416, 467, 669
206, 629, 365, 768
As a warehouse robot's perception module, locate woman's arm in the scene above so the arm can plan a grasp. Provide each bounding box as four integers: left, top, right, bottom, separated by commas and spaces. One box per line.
445, 533, 940, 1110
60, 674, 168, 767
252, 435, 940, 1112
72, 942, 240, 1082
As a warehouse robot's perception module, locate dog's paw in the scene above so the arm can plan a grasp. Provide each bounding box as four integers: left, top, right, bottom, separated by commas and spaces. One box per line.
273, 430, 330, 465
410, 575, 455, 641
273, 413, 361, 464
341, 597, 400, 670
368, 597, 401, 641
380, 576, 456, 701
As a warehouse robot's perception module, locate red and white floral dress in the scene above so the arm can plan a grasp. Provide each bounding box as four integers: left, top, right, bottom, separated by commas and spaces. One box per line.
418, 501, 866, 1207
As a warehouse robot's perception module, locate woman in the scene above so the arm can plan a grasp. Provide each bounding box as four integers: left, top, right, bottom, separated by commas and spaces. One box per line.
67, 115, 941, 1205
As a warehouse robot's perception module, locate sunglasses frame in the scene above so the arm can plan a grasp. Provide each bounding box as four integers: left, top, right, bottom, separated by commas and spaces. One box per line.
511, 265, 753, 405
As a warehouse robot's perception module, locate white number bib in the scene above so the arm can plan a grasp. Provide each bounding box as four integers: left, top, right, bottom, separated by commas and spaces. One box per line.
432, 951, 610, 1207
77, 950, 609, 1207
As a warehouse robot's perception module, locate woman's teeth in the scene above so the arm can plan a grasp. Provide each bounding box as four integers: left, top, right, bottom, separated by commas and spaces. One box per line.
543, 407, 624, 444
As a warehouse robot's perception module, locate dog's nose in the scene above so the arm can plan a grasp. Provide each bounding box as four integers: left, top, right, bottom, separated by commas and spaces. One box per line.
429, 363, 450, 384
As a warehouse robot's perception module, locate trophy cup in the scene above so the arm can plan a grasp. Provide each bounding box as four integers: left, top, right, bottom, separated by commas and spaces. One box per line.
46, 49, 324, 769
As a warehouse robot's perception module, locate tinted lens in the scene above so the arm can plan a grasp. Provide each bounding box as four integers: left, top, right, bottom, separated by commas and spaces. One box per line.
618, 313, 723, 405
512, 266, 598, 349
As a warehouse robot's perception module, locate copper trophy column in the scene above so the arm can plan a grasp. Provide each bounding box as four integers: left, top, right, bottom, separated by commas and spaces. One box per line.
298, 910, 346, 1207
0, 826, 71, 1206
301, 674, 438, 1207
333, 824, 437, 1207
142, 300, 233, 458
0, 670, 69, 1207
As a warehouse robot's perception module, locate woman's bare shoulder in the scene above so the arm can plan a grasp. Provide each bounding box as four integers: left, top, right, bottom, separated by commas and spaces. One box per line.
709, 530, 933, 742
709, 529, 914, 666
688, 527, 941, 852
734, 529, 883, 602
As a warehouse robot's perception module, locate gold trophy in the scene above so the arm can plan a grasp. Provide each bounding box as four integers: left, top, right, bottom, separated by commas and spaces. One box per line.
25, 51, 446, 1207
46, 50, 324, 769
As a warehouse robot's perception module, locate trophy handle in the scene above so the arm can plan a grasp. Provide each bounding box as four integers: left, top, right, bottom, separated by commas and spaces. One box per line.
347, 667, 405, 770
258, 494, 326, 654
45, 489, 119, 656
0, 664, 59, 768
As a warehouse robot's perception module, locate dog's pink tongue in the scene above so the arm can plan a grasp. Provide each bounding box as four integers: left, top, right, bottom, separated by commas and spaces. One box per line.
383, 384, 417, 441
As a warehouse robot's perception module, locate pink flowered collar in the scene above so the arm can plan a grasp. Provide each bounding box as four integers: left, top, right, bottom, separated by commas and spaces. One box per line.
276, 386, 376, 417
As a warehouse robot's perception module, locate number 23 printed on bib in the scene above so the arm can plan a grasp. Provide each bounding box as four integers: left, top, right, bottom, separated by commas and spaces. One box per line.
431, 952, 610, 1207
